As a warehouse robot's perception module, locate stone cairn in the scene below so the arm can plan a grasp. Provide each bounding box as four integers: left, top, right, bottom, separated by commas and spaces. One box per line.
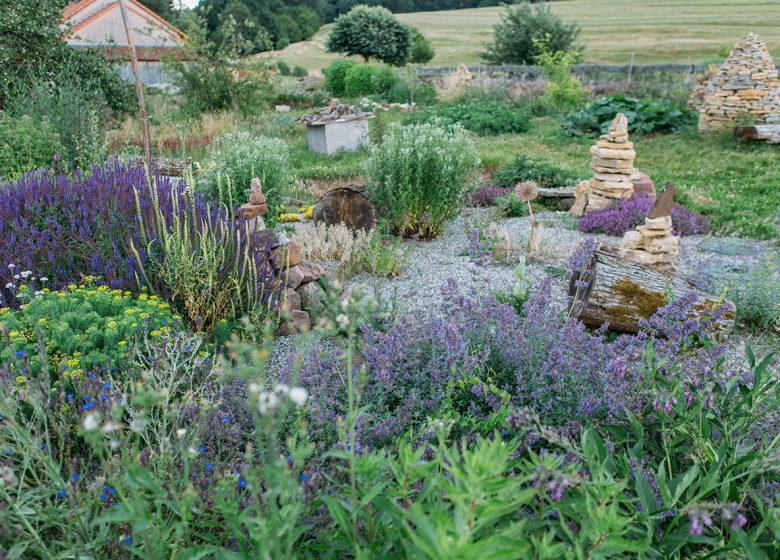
571, 113, 636, 216
698, 33, 780, 131
299, 98, 374, 125
619, 182, 679, 273
239, 178, 325, 334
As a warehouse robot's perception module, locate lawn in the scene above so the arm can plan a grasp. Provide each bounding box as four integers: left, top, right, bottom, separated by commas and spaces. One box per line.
265, 0, 780, 70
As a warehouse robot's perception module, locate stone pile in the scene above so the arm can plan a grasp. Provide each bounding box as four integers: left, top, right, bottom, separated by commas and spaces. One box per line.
619, 182, 679, 273
238, 178, 269, 233
299, 98, 374, 125
240, 178, 325, 334
698, 33, 780, 131
571, 113, 637, 216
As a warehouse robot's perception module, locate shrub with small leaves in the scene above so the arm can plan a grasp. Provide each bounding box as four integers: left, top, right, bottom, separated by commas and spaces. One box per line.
364, 122, 480, 238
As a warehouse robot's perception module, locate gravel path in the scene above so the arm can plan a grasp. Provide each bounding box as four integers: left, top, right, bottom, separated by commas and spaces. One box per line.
267, 209, 777, 375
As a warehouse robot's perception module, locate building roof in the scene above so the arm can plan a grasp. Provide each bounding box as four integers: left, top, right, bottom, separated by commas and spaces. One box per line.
63, 0, 186, 54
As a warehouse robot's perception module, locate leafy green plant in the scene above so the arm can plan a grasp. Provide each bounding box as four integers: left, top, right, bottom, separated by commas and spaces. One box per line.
132, 177, 281, 332
364, 122, 480, 238
340, 226, 408, 279
0, 283, 177, 375
276, 60, 291, 76
324, 59, 358, 96
292, 65, 309, 78
494, 154, 582, 189
344, 64, 380, 97
198, 131, 291, 223
409, 26, 435, 64
561, 94, 696, 137
482, 1, 583, 65
0, 113, 62, 179
535, 40, 586, 110
407, 101, 530, 136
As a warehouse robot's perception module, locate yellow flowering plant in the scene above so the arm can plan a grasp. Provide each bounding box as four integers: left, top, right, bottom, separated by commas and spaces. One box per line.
0, 285, 178, 377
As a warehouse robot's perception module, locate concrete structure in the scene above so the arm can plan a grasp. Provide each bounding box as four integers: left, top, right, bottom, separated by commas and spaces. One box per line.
62, 0, 186, 86
306, 117, 372, 155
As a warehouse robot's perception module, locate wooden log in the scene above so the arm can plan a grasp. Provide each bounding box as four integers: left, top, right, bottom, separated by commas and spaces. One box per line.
155, 157, 193, 178
313, 186, 379, 231
734, 124, 780, 144
537, 186, 575, 198
568, 244, 735, 335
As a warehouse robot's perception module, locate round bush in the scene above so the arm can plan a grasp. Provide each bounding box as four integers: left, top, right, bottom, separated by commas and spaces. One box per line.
324, 60, 358, 96
199, 131, 292, 226
364, 122, 480, 238
344, 64, 379, 97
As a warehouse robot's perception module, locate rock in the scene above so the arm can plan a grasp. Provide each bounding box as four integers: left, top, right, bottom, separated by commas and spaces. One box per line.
250, 229, 280, 253
313, 186, 379, 231
285, 265, 305, 290
609, 113, 628, 135
648, 182, 676, 219
286, 241, 302, 267
297, 281, 326, 315
632, 171, 656, 200
249, 178, 267, 205
239, 203, 268, 219
569, 180, 592, 217
299, 262, 325, 283
282, 287, 302, 312
275, 105, 291, 113
278, 310, 311, 336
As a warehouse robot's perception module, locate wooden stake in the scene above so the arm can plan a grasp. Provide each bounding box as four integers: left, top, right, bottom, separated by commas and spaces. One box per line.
118, 0, 152, 165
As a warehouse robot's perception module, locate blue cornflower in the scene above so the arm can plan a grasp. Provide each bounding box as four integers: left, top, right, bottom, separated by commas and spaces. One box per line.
237, 478, 247, 488
222, 414, 230, 424
71, 473, 80, 482
122, 536, 133, 546
299, 473, 310, 481
65, 393, 74, 400
101, 382, 111, 390
205, 463, 215, 471
15, 350, 25, 358
82, 401, 95, 411
198, 445, 206, 453
57, 488, 67, 498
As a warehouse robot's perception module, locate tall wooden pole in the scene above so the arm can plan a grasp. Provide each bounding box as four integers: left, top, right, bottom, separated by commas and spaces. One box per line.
118, 0, 152, 165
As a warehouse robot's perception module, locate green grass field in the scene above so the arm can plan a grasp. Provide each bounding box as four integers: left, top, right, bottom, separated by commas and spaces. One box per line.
265, 0, 780, 70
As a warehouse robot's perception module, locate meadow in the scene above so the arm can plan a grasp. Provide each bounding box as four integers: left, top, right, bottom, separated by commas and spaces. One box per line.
267, 0, 780, 70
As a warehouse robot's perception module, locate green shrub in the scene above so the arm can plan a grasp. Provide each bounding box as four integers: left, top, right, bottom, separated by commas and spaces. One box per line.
482, 2, 583, 65
174, 62, 273, 117
561, 94, 696, 137
409, 27, 435, 64
276, 60, 291, 76
292, 65, 309, 78
407, 101, 531, 136
0, 283, 177, 375
0, 113, 62, 179
324, 60, 358, 96
535, 42, 586, 110
364, 122, 480, 238
494, 154, 582, 188
199, 131, 292, 225
5, 73, 103, 169
344, 64, 379, 97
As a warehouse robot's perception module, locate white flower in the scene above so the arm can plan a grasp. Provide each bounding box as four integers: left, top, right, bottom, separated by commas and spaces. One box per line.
289, 387, 308, 406
82, 413, 100, 431
101, 422, 120, 433
248, 382, 262, 395
12, 275, 19, 280
129, 418, 146, 433
20, 271, 32, 279
176, 428, 187, 439
110, 439, 120, 450
258, 391, 279, 415
336, 314, 350, 331
4, 283, 14, 290
7, 264, 15, 269
34, 291, 44, 297
273, 383, 289, 396
39, 277, 48, 283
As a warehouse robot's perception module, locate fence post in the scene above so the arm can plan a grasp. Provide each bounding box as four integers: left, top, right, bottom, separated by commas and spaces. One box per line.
627, 53, 635, 85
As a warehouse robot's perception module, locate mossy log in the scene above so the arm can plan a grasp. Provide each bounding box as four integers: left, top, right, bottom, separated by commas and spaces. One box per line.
734, 124, 780, 144
568, 244, 736, 335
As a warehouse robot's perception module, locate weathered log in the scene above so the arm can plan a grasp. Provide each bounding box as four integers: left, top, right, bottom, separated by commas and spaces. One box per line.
155, 157, 193, 178
313, 186, 379, 231
568, 244, 735, 334
734, 124, 780, 144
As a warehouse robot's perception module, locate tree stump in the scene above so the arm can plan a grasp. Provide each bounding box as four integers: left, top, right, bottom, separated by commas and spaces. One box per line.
313, 186, 379, 230
568, 244, 735, 334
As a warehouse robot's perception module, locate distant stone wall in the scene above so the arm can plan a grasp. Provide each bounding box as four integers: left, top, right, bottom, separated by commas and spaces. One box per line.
698, 33, 780, 131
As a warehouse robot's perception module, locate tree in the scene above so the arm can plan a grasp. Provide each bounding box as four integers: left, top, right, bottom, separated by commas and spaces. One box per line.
482, 2, 583, 65
325, 5, 411, 65
137, 0, 174, 19
409, 27, 435, 64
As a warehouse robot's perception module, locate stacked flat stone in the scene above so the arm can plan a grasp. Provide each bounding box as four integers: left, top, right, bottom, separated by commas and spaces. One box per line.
240, 177, 325, 334
699, 33, 780, 131
238, 178, 269, 233
619, 183, 679, 273
572, 113, 636, 214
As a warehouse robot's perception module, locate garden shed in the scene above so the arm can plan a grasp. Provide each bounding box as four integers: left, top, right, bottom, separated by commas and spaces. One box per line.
62, 0, 186, 86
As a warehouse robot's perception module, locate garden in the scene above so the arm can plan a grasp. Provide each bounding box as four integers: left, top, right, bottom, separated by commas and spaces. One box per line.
0, 1, 779, 558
